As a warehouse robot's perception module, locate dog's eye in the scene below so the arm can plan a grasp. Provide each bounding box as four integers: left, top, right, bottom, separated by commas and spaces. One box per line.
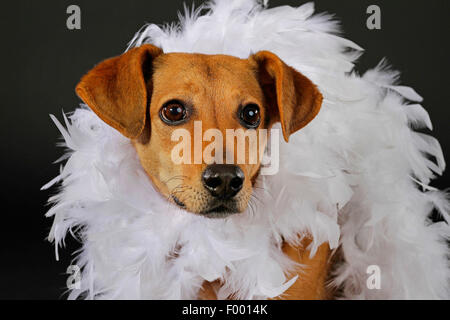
239, 104, 261, 128
160, 101, 187, 124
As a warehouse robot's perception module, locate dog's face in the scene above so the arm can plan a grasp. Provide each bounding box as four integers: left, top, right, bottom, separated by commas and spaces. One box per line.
76, 45, 322, 217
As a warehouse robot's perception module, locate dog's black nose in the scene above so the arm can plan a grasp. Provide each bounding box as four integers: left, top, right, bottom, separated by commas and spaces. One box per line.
202, 164, 244, 199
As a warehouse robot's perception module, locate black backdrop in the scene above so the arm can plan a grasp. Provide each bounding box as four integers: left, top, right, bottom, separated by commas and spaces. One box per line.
0, 0, 449, 299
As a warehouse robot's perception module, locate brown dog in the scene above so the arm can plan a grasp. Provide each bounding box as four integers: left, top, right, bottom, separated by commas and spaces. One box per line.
75, 44, 330, 299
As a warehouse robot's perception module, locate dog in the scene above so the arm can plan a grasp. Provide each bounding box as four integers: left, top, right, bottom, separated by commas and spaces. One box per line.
75, 44, 330, 299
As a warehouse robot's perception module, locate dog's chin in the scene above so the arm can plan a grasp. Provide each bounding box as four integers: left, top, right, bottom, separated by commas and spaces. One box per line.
200, 204, 240, 219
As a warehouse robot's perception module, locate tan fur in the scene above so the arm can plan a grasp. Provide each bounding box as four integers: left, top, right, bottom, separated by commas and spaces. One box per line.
197, 238, 331, 300
76, 44, 328, 299
276, 239, 331, 300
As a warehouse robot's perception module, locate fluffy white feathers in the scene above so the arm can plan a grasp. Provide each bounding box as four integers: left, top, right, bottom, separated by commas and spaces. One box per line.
45, 0, 449, 299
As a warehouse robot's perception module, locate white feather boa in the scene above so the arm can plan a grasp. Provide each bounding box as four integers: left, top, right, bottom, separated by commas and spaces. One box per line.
44, 0, 450, 299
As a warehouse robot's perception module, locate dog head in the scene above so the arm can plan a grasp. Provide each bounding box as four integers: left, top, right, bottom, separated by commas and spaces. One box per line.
76, 44, 322, 218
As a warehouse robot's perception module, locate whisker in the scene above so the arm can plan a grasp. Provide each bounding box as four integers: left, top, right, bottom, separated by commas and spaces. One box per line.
251, 193, 264, 205
171, 184, 190, 195
247, 197, 256, 218
253, 185, 274, 201
163, 175, 188, 185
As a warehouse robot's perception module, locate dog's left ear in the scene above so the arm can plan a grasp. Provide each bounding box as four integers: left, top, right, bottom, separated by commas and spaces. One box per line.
250, 51, 323, 142
76, 44, 163, 139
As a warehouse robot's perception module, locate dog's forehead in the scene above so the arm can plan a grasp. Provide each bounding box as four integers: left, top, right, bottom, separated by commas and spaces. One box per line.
153, 52, 257, 83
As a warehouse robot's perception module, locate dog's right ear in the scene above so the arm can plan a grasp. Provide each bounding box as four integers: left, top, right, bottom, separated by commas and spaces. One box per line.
76, 44, 163, 139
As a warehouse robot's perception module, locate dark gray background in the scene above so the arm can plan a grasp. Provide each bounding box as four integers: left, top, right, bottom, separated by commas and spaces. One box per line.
0, 0, 448, 299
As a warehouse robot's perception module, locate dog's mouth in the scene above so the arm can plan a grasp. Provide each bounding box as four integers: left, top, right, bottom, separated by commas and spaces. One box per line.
172, 195, 186, 208
171, 195, 239, 218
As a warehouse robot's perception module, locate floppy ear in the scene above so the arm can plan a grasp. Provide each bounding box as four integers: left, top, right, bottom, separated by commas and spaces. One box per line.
250, 51, 323, 142
75, 44, 163, 139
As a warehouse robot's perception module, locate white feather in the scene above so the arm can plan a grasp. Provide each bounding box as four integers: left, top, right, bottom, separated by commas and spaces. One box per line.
45, 0, 449, 299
